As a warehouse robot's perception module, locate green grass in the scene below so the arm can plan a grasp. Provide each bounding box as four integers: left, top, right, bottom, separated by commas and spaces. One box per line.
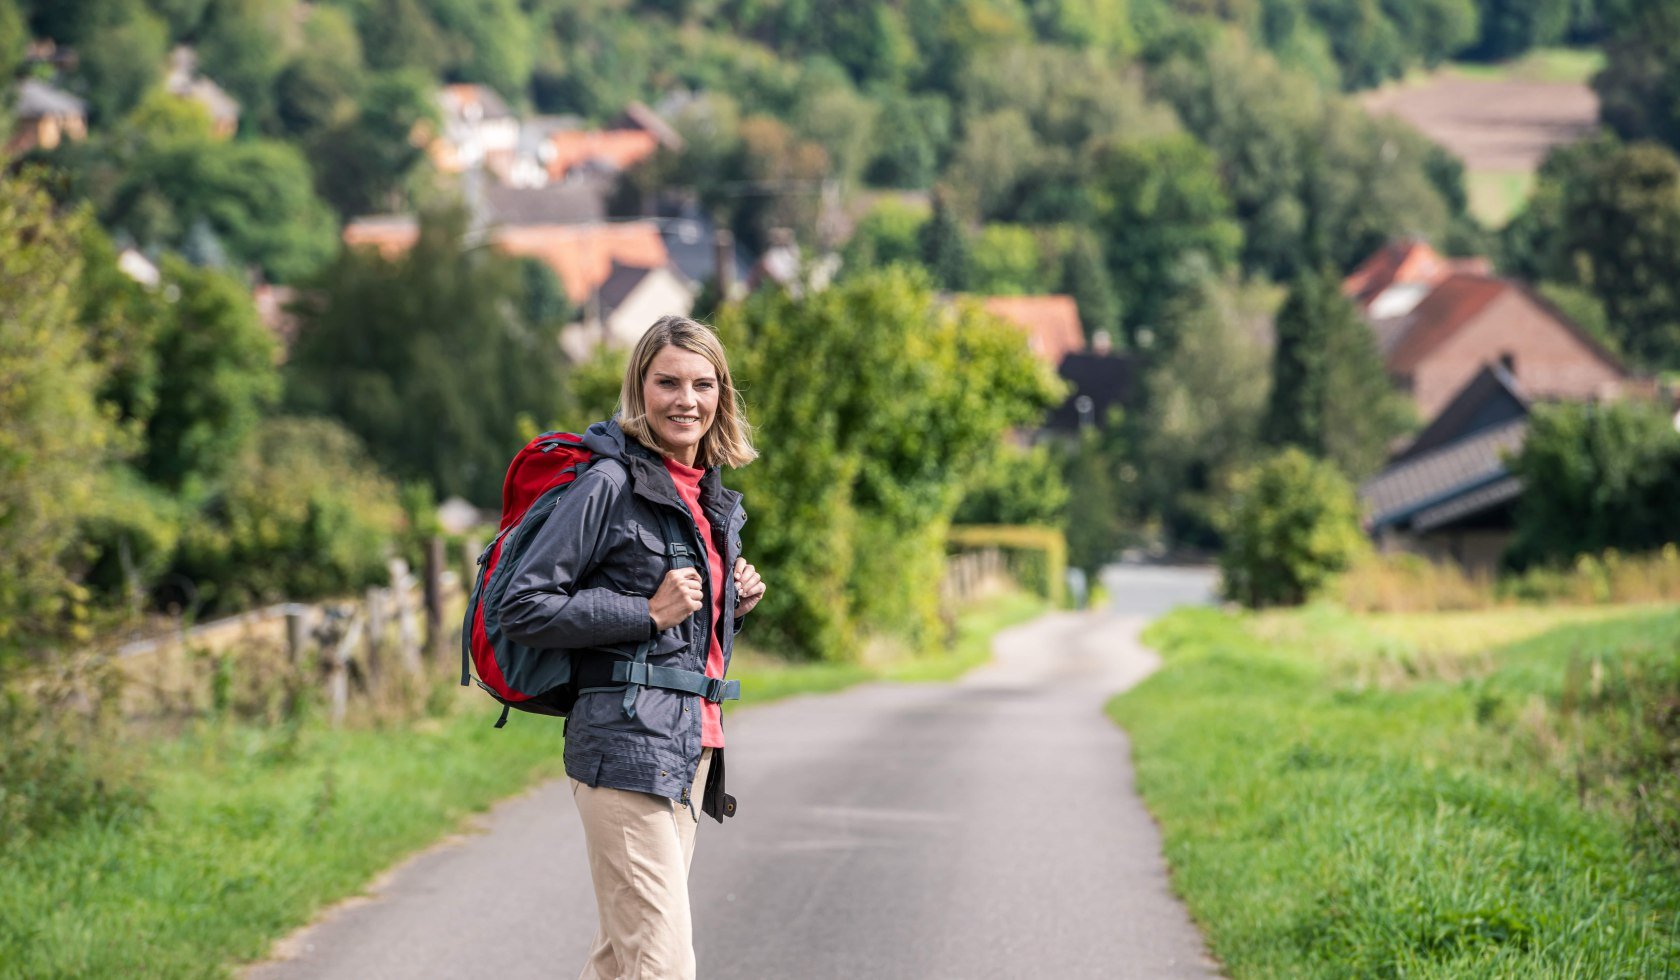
1447, 47, 1606, 86
1466, 169, 1536, 228
1110, 602, 1680, 979
0, 591, 1047, 979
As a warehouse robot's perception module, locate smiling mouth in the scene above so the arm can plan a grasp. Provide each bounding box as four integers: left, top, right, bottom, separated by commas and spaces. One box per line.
668, 415, 701, 426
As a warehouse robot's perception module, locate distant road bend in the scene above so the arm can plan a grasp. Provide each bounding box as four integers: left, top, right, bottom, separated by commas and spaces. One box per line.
249, 564, 1221, 980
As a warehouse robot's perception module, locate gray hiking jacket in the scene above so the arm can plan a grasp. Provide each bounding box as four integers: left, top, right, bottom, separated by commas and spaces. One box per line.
499, 419, 745, 821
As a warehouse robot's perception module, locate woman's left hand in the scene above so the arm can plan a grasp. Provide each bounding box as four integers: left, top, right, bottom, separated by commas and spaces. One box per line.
733, 557, 765, 616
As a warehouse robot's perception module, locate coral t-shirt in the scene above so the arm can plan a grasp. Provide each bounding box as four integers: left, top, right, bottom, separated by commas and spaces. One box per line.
664, 457, 727, 748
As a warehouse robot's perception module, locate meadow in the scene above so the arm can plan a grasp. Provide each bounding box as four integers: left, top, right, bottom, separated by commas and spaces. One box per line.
0, 592, 1045, 979
1111, 601, 1680, 977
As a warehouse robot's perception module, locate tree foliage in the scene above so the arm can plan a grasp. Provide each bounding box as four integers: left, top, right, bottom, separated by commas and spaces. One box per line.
713, 267, 1062, 660
286, 205, 568, 505
1506, 401, 1680, 570
0, 175, 120, 655
1263, 267, 1411, 480
1218, 447, 1368, 608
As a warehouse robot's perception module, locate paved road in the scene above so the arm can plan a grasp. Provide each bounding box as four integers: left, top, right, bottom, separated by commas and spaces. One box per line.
249, 565, 1220, 979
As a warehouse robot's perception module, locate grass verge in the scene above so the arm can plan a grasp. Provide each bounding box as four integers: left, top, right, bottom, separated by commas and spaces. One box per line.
0, 590, 1046, 979
1447, 47, 1606, 86
1109, 602, 1680, 978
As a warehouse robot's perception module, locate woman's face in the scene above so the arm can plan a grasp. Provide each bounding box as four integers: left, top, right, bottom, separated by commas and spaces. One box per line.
641, 344, 719, 467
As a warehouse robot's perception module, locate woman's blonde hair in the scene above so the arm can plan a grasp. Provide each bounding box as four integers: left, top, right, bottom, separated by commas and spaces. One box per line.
618, 315, 757, 469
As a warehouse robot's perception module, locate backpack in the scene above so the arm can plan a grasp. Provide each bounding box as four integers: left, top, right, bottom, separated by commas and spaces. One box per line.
460, 430, 740, 728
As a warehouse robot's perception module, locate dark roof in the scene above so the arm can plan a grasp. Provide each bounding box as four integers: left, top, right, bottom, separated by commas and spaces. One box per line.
1361, 418, 1527, 532
613, 101, 684, 151
1042, 352, 1143, 433
660, 217, 751, 287
595, 261, 656, 316
1392, 362, 1529, 464
483, 181, 608, 226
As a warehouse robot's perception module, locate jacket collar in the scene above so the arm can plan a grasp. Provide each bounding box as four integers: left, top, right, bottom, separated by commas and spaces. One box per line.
585, 418, 743, 528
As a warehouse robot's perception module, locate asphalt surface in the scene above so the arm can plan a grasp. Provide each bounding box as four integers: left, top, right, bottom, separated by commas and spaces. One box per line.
248, 564, 1221, 979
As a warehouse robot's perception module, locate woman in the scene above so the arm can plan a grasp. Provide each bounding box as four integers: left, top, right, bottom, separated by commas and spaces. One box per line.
499, 315, 764, 980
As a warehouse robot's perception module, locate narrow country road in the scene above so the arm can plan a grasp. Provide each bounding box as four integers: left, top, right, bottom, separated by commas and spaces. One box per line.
248, 565, 1220, 979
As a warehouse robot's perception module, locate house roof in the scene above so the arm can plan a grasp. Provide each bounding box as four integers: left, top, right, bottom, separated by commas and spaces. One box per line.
15, 79, 85, 119
1043, 352, 1143, 432
494, 222, 670, 304
166, 46, 239, 124
482, 181, 607, 226
1342, 239, 1490, 315
1392, 362, 1529, 464
596, 262, 657, 315
546, 129, 659, 181
1385, 273, 1512, 374
660, 216, 751, 288
612, 101, 684, 151
979, 295, 1087, 367
1360, 417, 1527, 532
440, 83, 513, 121
342, 215, 420, 256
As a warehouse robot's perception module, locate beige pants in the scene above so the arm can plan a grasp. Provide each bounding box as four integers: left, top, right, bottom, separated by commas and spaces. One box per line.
570, 748, 713, 980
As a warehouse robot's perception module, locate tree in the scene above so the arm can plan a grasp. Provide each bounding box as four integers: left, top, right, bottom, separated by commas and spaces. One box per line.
1055, 226, 1122, 343
1089, 133, 1242, 348
1504, 137, 1680, 370
0, 0, 26, 85
968, 224, 1043, 294
1470, 0, 1569, 60
1506, 401, 1680, 569
1593, 2, 1680, 154
308, 69, 437, 217
140, 259, 282, 491
1263, 268, 1411, 479
842, 198, 927, 273
918, 188, 971, 290
73, 4, 169, 122
712, 267, 1061, 659
1138, 272, 1273, 546
0, 174, 119, 654
286, 205, 569, 505
1218, 447, 1367, 608
197, 0, 299, 130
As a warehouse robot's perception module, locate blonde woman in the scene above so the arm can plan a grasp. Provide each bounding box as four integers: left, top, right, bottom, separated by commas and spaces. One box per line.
501, 315, 763, 979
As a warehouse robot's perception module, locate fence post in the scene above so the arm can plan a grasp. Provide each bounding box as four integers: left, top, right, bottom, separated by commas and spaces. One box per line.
365, 586, 386, 689
391, 558, 422, 676
283, 604, 309, 668
424, 536, 446, 669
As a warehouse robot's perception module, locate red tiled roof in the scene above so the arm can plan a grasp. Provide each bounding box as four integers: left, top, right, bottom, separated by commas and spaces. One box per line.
1343, 239, 1491, 313
979, 295, 1087, 366
1385, 273, 1510, 375
546, 129, 659, 181
342, 215, 419, 257
493, 222, 669, 304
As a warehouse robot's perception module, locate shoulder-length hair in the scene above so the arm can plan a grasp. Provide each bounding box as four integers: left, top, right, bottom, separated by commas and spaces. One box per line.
618, 315, 757, 469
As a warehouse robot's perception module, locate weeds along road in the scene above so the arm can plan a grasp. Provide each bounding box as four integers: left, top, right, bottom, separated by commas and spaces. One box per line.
248, 565, 1221, 980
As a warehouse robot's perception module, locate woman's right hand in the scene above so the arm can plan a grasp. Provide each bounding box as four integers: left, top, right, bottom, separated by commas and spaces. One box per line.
649, 567, 705, 630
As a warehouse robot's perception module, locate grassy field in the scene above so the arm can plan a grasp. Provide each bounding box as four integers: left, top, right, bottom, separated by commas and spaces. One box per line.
1110, 602, 1680, 978
0, 591, 1046, 979
1447, 47, 1606, 86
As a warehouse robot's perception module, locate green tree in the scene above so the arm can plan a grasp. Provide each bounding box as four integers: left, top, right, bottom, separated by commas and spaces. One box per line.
74, 3, 169, 122
286, 205, 569, 505
197, 0, 299, 130
1089, 133, 1242, 348
0, 174, 119, 654
0, 0, 26, 85
1471, 0, 1568, 60
1593, 1, 1680, 153
918, 188, 972, 290
1263, 268, 1411, 479
1138, 272, 1273, 546
712, 267, 1060, 659
1505, 137, 1680, 369
968, 224, 1043, 294
1218, 447, 1367, 608
141, 259, 282, 491
1062, 428, 1127, 577
308, 69, 437, 218
1055, 227, 1122, 343
953, 442, 1069, 527
172, 417, 408, 611
1506, 401, 1680, 569
842, 198, 928, 273
865, 90, 951, 188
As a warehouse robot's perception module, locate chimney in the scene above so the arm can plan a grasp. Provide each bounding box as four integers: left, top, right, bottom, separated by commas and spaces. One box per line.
713, 227, 734, 299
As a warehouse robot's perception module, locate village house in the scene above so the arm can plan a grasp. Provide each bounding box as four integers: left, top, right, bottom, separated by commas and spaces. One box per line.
431, 84, 520, 175
166, 47, 240, 138
977, 295, 1087, 368
1344, 240, 1626, 422
7, 79, 86, 155
1359, 363, 1530, 575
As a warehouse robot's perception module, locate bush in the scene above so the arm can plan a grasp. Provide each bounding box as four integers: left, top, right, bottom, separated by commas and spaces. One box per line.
1218, 447, 1367, 608
948, 525, 1067, 604
172, 417, 407, 613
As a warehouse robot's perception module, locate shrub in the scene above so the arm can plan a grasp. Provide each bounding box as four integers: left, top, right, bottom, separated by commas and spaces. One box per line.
1218, 447, 1367, 608
172, 417, 407, 613
948, 525, 1067, 605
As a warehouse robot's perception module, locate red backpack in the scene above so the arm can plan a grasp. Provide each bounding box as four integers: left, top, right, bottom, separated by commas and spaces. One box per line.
460, 431, 735, 727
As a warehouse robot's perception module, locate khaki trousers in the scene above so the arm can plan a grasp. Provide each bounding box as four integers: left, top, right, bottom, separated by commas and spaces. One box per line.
571, 748, 713, 980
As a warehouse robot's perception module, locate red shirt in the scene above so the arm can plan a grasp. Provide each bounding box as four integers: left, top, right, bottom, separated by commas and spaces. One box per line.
664, 457, 728, 748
